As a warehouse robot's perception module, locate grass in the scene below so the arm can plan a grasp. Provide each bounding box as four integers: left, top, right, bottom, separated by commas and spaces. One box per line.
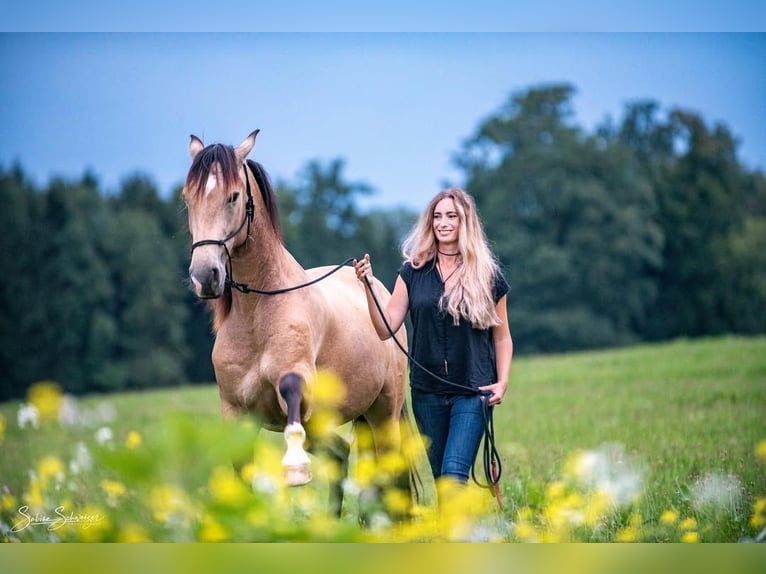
1, 335, 764, 542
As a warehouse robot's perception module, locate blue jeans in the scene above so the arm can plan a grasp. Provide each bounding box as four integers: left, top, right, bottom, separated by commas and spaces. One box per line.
411, 389, 487, 483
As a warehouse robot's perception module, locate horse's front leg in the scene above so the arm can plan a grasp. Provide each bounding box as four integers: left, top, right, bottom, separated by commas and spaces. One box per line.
278, 372, 312, 486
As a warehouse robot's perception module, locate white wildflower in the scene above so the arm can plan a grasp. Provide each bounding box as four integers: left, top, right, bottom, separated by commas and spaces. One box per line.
571, 443, 644, 508
58, 394, 80, 426
69, 441, 93, 474
95, 426, 114, 445
17, 403, 39, 429
691, 472, 743, 513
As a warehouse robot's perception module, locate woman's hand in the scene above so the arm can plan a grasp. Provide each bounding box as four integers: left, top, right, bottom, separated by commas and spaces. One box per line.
478, 380, 508, 407
353, 253, 373, 285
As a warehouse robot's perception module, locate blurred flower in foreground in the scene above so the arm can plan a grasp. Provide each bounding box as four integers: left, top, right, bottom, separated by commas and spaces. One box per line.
27, 381, 63, 422
95, 426, 114, 445
17, 404, 39, 429
125, 431, 142, 449
756, 440, 766, 462
99, 479, 127, 507
208, 466, 249, 507
660, 509, 679, 526
0, 414, 5, 444
564, 444, 644, 508
37, 455, 65, 487
69, 442, 93, 475
198, 513, 229, 542
117, 523, 151, 543
58, 395, 80, 426
680, 517, 698, 531
681, 530, 700, 543
150, 484, 194, 527
750, 498, 766, 529
690, 472, 743, 514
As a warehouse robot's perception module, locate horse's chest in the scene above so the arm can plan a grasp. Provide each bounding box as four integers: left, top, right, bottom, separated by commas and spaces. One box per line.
212, 325, 273, 403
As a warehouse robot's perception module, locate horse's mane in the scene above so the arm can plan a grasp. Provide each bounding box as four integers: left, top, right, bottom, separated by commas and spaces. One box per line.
246, 159, 282, 240
185, 144, 283, 331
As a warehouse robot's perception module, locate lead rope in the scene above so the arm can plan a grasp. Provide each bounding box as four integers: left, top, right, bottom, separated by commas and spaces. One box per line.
362, 274, 504, 508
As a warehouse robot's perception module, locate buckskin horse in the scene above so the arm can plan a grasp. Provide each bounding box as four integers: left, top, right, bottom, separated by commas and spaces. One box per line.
182, 129, 418, 516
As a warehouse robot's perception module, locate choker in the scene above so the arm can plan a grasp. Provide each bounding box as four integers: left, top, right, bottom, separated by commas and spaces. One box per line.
438, 250, 460, 257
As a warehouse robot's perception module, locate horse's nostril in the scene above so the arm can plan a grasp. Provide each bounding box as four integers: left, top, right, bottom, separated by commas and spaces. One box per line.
210, 267, 220, 283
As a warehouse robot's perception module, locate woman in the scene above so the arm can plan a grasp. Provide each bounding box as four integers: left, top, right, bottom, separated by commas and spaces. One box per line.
354, 187, 513, 484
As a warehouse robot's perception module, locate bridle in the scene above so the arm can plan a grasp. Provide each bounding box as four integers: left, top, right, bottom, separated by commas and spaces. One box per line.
189, 163, 351, 296
190, 163, 255, 257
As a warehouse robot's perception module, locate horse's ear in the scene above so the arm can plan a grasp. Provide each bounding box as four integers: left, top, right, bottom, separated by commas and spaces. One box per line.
235, 129, 260, 163
189, 135, 205, 159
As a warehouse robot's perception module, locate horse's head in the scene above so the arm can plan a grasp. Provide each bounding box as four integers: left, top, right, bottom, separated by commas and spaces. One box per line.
183, 130, 258, 298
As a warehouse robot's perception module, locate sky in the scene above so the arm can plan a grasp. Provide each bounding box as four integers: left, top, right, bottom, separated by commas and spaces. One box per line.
1, 32, 764, 210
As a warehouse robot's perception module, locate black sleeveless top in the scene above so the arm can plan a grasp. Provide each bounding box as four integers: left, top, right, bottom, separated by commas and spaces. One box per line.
398, 260, 509, 395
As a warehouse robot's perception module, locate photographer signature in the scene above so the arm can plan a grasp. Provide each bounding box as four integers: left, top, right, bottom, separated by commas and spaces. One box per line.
11, 505, 103, 532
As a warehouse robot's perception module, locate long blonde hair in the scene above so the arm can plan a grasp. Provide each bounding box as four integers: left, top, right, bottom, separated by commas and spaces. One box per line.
401, 187, 501, 329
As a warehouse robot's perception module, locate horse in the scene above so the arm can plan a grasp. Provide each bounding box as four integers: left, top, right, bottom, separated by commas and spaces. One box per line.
182, 129, 419, 517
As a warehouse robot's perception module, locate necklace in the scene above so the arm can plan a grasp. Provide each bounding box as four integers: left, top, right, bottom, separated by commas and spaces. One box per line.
436, 260, 460, 284
438, 249, 460, 256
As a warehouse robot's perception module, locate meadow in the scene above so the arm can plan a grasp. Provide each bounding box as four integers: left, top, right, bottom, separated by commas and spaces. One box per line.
1, 335, 764, 542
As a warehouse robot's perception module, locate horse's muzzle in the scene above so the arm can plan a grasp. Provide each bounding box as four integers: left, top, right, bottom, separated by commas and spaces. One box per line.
189, 265, 224, 299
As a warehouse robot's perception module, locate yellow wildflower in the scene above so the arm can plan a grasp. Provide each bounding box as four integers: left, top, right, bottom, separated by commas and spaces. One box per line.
545, 481, 566, 501
198, 513, 229, 542
756, 439, 766, 462
150, 484, 191, 525
117, 523, 151, 543
583, 491, 612, 526
99, 479, 127, 506
0, 414, 5, 443
513, 521, 539, 542
74, 505, 109, 543
27, 381, 63, 422
24, 480, 44, 511
352, 456, 377, 488
679, 517, 698, 531
37, 455, 65, 486
660, 509, 679, 526
615, 527, 639, 542
125, 431, 142, 449
208, 466, 249, 506
383, 488, 411, 516
750, 498, 766, 529
239, 462, 256, 484
681, 531, 700, 543
306, 410, 339, 440
312, 369, 347, 406
1, 492, 17, 512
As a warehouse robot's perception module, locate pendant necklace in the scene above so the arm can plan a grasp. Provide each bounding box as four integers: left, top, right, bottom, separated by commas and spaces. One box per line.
436, 259, 460, 284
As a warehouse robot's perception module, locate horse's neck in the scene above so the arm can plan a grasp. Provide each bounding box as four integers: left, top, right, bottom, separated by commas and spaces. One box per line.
232, 232, 305, 290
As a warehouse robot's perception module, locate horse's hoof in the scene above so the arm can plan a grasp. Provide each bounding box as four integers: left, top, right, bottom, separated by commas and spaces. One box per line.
285, 463, 312, 486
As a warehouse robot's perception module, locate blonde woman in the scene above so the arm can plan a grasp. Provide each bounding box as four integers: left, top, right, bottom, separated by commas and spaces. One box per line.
354, 187, 513, 483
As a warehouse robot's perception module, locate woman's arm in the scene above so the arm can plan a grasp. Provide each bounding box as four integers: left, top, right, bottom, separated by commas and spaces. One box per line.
354, 254, 409, 341
479, 295, 513, 406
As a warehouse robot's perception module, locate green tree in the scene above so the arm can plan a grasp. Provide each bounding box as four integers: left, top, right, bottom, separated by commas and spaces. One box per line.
458, 84, 664, 352
100, 179, 189, 391
284, 158, 373, 268
34, 173, 116, 394
627, 109, 757, 338
0, 166, 46, 400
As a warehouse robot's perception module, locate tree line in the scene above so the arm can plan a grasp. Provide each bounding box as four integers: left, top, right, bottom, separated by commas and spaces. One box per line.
1, 84, 763, 400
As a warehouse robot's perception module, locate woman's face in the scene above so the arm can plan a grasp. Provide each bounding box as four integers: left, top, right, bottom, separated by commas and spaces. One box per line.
432, 197, 460, 245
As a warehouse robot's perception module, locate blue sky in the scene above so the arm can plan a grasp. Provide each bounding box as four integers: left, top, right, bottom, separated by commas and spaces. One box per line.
1, 33, 764, 210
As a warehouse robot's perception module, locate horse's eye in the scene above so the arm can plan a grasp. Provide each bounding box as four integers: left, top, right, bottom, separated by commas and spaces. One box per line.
228, 192, 240, 204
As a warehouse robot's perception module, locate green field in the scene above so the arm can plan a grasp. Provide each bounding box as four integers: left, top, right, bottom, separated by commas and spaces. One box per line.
1, 336, 764, 542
